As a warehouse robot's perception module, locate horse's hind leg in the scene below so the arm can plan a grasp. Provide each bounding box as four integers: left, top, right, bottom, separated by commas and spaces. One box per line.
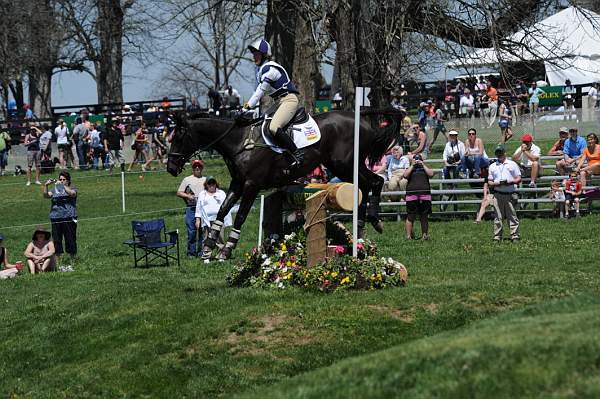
202, 180, 243, 259
357, 165, 385, 235
217, 182, 260, 260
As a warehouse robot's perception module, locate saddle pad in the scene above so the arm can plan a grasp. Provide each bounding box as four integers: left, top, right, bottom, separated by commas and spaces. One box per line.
262, 115, 321, 153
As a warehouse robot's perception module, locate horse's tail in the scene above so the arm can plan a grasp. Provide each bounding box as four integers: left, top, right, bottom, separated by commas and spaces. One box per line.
361, 108, 405, 167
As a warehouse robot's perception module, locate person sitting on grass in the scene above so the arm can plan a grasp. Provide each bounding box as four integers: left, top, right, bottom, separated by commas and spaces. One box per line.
24, 227, 56, 274
564, 171, 583, 218
576, 133, 600, 187
512, 133, 542, 188
403, 154, 434, 240
0, 233, 20, 279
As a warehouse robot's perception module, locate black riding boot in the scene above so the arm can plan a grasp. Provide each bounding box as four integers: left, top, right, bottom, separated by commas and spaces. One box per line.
274, 128, 304, 167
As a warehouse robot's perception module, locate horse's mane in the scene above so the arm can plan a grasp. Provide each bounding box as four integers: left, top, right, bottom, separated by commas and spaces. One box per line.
361, 108, 406, 167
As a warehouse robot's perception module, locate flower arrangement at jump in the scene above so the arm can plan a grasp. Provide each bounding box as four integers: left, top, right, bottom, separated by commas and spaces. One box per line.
227, 229, 408, 292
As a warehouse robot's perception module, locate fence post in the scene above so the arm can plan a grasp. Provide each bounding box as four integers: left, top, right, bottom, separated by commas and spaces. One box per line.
121, 163, 126, 213
258, 194, 265, 247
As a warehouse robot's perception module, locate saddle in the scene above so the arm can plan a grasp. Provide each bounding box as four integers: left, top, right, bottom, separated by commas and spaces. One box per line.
262, 106, 309, 135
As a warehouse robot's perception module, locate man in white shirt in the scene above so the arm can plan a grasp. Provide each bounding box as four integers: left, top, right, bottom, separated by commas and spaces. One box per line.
39, 125, 53, 157
489, 145, 522, 242
442, 130, 466, 179
176, 159, 206, 257
512, 133, 542, 187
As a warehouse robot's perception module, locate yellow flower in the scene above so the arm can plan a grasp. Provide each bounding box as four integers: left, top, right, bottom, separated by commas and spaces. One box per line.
340, 277, 350, 285
286, 261, 292, 267
280, 244, 287, 251
331, 272, 338, 278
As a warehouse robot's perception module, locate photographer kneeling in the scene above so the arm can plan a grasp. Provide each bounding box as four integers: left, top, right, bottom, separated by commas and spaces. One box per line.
403, 154, 434, 240
488, 145, 522, 242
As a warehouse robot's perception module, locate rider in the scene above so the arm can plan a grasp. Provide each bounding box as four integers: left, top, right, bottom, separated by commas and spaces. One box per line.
243, 38, 303, 167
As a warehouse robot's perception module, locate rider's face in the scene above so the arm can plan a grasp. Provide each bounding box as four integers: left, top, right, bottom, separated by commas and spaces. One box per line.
252, 51, 263, 65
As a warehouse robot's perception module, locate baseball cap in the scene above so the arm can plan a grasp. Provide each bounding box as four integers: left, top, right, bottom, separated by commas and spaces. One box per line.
569, 127, 578, 133
521, 133, 533, 143
191, 159, 204, 168
448, 130, 459, 136
559, 126, 568, 133
206, 176, 217, 184
494, 144, 506, 155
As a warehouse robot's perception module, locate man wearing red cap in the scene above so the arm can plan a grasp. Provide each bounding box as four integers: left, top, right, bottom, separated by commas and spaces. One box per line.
176, 159, 206, 257
512, 133, 542, 187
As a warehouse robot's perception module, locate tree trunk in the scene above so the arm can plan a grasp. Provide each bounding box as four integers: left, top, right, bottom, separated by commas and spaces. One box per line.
332, 1, 356, 110
292, 12, 321, 112
28, 68, 53, 118
97, 0, 124, 104
265, 0, 297, 72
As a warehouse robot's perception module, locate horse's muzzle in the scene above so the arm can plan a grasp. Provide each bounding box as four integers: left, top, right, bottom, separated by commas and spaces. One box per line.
167, 154, 185, 176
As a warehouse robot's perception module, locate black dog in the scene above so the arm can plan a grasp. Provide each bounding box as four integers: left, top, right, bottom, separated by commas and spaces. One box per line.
14, 165, 24, 176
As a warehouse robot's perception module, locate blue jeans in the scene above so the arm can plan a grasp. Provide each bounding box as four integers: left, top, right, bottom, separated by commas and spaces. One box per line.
76, 142, 88, 170
0, 149, 8, 169
464, 155, 489, 176
185, 207, 202, 256
443, 164, 462, 179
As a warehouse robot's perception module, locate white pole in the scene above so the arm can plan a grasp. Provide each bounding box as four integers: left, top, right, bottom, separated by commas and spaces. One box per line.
121, 164, 126, 213
258, 194, 265, 247
352, 87, 363, 258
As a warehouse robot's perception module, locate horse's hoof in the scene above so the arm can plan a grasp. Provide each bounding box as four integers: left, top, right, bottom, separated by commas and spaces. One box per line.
371, 219, 384, 234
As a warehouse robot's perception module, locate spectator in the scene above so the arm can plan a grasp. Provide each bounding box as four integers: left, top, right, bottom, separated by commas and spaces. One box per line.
488, 145, 522, 242
24, 104, 35, 120
562, 79, 576, 121
564, 171, 583, 218
332, 90, 343, 109
459, 89, 475, 120
387, 146, 410, 197
39, 125, 53, 158
548, 127, 569, 156
411, 128, 428, 159
443, 130, 465, 179
104, 122, 124, 174
144, 122, 168, 170
309, 165, 327, 183
587, 82, 598, 118
73, 118, 89, 170
549, 179, 566, 218
463, 128, 489, 178
187, 98, 201, 113
160, 97, 171, 110
512, 133, 542, 188
556, 128, 586, 175
89, 124, 104, 170
127, 123, 149, 172
528, 81, 545, 123
474, 182, 491, 224
428, 101, 448, 152
54, 120, 71, 169
225, 85, 241, 110
177, 159, 206, 257
0, 233, 16, 269
208, 88, 223, 115
577, 133, 600, 186
399, 115, 412, 153
485, 83, 499, 127
0, 129, 11, 176
43, 171, 78, 261
24, 227, 56, 274
498, 98, 513, 144
24, 126, 41, 186
195, 176, 232, 247
403, 154, 433, 240
368, 153, 389, 183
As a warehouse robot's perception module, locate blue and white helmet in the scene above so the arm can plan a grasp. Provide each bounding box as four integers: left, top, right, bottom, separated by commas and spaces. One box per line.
248, 39, 272, 57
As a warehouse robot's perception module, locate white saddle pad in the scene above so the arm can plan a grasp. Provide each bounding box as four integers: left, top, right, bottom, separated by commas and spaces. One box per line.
262, 115, 321, 153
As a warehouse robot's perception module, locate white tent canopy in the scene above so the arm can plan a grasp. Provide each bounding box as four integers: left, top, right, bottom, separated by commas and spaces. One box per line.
447, 6, 600, 85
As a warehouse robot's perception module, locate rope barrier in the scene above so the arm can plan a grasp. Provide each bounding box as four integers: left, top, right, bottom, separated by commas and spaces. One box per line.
0, 206, 188, 231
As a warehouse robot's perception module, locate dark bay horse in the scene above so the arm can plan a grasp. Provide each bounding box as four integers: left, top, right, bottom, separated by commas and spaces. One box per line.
167, 110, 402, 260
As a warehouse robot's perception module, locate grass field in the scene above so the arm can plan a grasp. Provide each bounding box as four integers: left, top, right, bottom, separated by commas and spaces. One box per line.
1, 136, 600, 398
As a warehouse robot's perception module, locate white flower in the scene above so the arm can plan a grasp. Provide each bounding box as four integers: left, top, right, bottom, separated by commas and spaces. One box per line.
261, 254, 267, 259
262, 258, 272, 266
203, 259, 210, 264
277, 281, 285, 289
388, 257, 394, 264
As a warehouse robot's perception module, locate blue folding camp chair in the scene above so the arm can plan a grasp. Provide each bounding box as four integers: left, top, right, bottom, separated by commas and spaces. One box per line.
124, 219, 180, 267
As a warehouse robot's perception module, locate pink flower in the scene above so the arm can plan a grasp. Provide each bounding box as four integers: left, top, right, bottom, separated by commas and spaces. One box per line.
357, 243, 364, 251
335, 245, 346, 255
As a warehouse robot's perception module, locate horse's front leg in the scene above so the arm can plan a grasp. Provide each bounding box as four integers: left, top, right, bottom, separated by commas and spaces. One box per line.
217, 181, 260, 260
202, 179, 243, 259
357, 165, 385, 237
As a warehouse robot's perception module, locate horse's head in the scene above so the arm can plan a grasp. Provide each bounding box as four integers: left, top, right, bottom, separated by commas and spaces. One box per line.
167, 111, 195, 176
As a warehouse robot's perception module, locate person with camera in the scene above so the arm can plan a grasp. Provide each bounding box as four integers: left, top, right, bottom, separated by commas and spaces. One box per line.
442, 130, 465, 179
488, 145, 522, 242
403, 154, 434, 240
43, 171, 78, 261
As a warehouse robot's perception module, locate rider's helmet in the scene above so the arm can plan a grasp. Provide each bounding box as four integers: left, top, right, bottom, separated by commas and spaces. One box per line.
248, 39, 272, 57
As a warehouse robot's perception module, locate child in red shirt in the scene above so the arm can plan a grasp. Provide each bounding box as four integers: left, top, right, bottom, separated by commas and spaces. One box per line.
564, 171, 583, 217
